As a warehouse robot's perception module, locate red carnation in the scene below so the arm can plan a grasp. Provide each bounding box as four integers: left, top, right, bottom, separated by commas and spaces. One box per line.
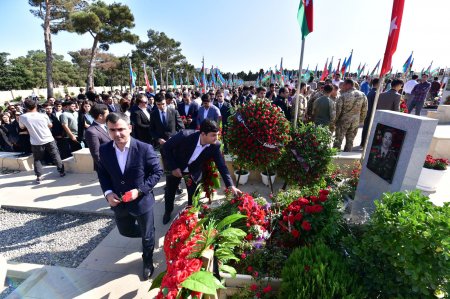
301, 220, 311, 231
291, 229, 300, 238
263, 285, 272, 293
250, 284, 258, 292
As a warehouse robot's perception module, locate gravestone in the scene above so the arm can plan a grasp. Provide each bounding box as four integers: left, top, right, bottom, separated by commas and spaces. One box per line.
350, 110, 438, 221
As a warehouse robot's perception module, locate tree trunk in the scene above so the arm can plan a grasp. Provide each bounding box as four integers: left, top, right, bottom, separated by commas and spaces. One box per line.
165, 69, 169, 90
87, 38, 99, 89
44, 0, 54, 98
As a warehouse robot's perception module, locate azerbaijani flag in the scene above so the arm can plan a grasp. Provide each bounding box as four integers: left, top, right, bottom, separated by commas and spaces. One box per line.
143, 63, 151, 92
297, 0, 313, 39
172, 72, 176, 89
370, 59, 381, 76
402, 52, 413, 73
129, 60, 136, 88
152, 69, 157, 92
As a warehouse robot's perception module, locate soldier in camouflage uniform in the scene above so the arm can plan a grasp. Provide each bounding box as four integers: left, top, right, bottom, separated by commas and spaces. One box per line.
306, 83, 324, 121
291, 82, 308, 123
333, 79, 368, 152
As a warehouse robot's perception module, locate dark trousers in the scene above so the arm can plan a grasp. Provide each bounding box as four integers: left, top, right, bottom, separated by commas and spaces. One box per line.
360, 114, 371, 147
31, 140, 64, 177
408, 100, 424, 116
114, 207, 155, 263
164, 174, 198, 214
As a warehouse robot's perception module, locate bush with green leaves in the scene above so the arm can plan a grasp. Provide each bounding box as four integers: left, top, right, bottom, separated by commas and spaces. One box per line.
280, 242, 366, 299
346, 191, 450, 298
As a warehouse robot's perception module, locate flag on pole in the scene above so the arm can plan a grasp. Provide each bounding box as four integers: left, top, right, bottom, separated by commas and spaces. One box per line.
297, 0, 313, 39
380, 0, 405, 77
211, 65, 216, 87
180, 74, 183, 86
129, 60, 136, 89
314, 64, 318, 78
320, 58, 329, 81
335, 59, 341, 76
341, 57, 347, 76
409, 58, 414, 73
425, 61, 433, 74
345, 51, 353, 74
327, 57, 333, 75
201, 58, 206, 93
143, 63, 151, 92
172, 72, 176, 89
151, 69, 157, 92
402, 52, 413, 73
186, 73, 190, 86
371, 60, 381, 76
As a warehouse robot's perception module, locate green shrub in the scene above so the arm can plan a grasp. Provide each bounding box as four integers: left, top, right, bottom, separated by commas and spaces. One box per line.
347, 191, 450, 298
280, 242, 366, 299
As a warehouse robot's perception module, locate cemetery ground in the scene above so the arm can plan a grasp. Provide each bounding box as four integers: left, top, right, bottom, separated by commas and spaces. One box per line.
0, 125, 449, 299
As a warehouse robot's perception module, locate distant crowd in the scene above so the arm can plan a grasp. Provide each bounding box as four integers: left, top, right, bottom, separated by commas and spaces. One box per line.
0, 72, 442, 158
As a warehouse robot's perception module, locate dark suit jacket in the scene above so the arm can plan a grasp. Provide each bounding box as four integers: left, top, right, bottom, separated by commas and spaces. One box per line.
132, 109, 152, 144
162, 130, 233, 187
377, 89, 401, 111
149, 108, 184, 143
107, 103, 121, 113
97, 138, 163, 215
214, 101, 232, 128
177, 102, 199, 129
84, 122, 111, 171
48, 112, 64, 137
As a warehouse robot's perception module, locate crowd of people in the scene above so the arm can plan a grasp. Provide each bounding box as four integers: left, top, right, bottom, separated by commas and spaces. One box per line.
0, 72, 439, 158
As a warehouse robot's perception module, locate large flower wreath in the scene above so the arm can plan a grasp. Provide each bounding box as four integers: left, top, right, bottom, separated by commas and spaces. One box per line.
226, 99, 291, 170
277, 123, 335, 187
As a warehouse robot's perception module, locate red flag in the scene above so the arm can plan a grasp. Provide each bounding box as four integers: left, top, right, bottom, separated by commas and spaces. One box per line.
319, 58, 329, 81
143, 63, 151, 92
380, 0, 405, 77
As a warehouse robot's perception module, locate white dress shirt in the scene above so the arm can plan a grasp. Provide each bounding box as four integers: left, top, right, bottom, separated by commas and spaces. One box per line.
104, 138, 131, 197
184, 136, 210, 172
140, 107, 150, 120
203, 108, 210, 119
404, 79, 418, 94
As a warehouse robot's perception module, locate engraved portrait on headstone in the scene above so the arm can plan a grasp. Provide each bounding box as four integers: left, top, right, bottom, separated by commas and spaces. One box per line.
367, 123, 406, 184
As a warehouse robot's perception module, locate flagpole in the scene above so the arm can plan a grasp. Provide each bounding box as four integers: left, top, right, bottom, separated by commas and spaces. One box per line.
294, 37, 306, 129
361, 75, 385, 161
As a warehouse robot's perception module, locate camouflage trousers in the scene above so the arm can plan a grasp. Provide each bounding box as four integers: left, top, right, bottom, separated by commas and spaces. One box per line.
333, 120, 359, 152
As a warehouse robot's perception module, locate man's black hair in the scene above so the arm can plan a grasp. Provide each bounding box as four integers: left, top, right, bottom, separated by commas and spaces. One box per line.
154, 93, 165, 103
344, 79, 355, 87
391, 79, 404, 88
200, 119, 219, 134
106, 112, 130, 125
24, 98, 37, 110
323, 84, 333, 93
91, 104, 108, 120
201, 94, 211, 102
411, 74, 419, 80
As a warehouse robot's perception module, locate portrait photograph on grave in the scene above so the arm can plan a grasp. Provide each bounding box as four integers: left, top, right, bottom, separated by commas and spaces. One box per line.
367, 123, 406, 184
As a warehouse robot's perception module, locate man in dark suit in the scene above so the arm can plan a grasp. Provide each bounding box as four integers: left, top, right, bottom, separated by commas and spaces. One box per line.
131, 94, 152, 144
376, 79, 404, 111
161, 119, 241, 224
177, 91, 199, 129
84, 104, 111, 171
105, 95, 121, 113
213, 90, 232, 152
97, 112, 163, 280
149, 94, 184, 149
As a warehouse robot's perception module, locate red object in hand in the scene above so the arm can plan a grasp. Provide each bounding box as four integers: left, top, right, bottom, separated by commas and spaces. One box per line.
122, 191, 133, 202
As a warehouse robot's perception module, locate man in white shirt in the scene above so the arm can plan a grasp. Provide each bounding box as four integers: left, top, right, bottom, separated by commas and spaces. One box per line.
97, 112, 163, 280
19, 99, 65, 183
332, 73, 344, 88
403, 74, 419, 106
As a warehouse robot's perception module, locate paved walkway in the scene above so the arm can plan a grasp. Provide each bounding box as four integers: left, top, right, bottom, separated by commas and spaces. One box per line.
0, 168, 280, 298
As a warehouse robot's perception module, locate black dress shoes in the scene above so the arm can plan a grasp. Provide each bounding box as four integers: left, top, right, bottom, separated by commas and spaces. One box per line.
143, 261, 154, 280
163, 212, 171, 225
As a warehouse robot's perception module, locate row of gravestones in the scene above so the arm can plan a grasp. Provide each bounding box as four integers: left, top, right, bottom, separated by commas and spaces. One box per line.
351, 110, 438, 221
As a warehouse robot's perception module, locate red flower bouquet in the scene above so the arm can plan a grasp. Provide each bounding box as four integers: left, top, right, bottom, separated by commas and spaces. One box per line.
278, 190, 330, 246
201, 158, 221, 203
423, 155, 448, 170
400, 98, 408, 113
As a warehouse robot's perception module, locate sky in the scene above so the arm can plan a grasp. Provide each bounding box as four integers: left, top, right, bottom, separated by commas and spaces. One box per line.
1, 0, 449, 74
